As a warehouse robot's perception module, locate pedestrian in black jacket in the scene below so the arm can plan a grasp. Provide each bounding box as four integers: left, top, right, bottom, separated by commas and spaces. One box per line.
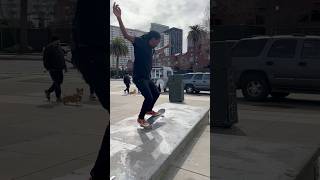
43, 36, 67, 102
123, 73, 131, 94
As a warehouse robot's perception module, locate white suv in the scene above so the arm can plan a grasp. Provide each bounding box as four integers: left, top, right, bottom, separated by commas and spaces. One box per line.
183, 72, 210, 94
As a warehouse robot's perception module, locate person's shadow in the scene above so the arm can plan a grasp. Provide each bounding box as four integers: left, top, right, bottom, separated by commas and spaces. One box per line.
110, 120, 169, 179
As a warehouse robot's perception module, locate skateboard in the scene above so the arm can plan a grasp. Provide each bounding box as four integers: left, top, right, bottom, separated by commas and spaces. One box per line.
144, 108, 165, 129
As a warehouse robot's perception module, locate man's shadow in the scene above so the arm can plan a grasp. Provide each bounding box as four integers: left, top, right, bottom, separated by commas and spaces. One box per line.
110, 120, 168, 179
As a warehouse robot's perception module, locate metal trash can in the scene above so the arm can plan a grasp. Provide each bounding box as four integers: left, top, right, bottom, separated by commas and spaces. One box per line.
167, 75, 184, 102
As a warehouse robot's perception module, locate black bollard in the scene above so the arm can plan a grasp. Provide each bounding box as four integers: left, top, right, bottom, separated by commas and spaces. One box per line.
168, 74, 184, 103
211, 41, 238, 128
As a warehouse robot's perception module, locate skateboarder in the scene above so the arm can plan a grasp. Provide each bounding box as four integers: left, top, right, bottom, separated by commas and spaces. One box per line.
43, 36, 67, 102
73, 0, 108, 179
113, 2, 170, 127
123, 73, 131, 94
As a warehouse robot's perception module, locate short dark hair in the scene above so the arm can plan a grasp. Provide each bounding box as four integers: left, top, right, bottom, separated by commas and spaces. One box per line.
141, 30, 161, 41
51, 36, 60, 42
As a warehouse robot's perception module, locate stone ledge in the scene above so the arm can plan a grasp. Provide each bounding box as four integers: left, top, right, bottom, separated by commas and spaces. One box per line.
110, 103, 209, 180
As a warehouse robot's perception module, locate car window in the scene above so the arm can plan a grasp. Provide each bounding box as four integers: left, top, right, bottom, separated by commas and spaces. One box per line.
193, 74, 203, 80
183, 74, 193, 79
156, 70, 160, 78
301, 39, 320, 59
203, 74, 210, 80
232, 39, 267, 57
267, 39, 297, 58
167, 71, 173, 77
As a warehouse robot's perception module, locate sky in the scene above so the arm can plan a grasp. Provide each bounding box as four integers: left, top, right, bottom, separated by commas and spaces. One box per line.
110, 0, 209, 53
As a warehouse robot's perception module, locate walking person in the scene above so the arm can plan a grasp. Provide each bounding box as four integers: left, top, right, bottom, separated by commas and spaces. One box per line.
73, 0, 108, 179
156, 75, 165, 93
113, 2, 170, 128
43, 36, 67, 102
123, 73, 131, 94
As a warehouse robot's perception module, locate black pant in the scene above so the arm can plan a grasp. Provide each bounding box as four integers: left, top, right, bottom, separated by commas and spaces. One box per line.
75, 47, 109, 180
124, 83, 130, 93
48, 70, 63, 98
89, 83, 95, 95
134, 78, 160, 119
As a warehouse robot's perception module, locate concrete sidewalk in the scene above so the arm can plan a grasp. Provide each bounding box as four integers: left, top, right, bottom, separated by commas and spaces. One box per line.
209, 97, 320, 180
0, 53, 42, 61
56, 83, 320, 180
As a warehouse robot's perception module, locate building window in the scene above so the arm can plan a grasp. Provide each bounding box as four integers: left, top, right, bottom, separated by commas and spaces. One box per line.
256, 15, 265, 25
311, 10, 320, 22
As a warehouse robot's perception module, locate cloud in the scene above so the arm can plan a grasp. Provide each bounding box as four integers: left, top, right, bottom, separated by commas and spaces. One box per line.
110, 0, 209, 52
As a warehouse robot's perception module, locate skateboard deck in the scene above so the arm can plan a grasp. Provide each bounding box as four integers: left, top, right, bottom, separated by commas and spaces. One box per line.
145, 108, 165, 128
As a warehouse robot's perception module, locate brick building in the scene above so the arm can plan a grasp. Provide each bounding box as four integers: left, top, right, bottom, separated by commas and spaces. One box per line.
187, 30, 210, 71
154, 30, 210, 72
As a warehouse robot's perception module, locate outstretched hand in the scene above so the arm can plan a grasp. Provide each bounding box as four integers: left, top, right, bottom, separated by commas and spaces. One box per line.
113, 2, 121, 18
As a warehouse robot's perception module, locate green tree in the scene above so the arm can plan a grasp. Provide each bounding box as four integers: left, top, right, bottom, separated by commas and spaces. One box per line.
188, 25, 205, 71
110, 37, 129, 77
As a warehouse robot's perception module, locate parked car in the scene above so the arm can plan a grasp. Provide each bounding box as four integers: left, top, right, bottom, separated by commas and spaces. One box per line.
232, 34, 320, 101
183, 72, 210, 94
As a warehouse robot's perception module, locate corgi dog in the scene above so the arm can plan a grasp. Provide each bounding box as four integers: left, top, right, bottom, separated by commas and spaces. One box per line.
129, 89, 137, 95
63, 88, 84, 105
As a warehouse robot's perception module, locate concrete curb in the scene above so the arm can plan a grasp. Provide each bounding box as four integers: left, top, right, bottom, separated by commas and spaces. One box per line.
156, 108, 209, 180
0, 55, 41, 61
110, 103, 210, 180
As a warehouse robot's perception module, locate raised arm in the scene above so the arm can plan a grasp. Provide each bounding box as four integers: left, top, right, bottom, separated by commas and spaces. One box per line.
155, 44, 171, 54
113, 2, 135, 43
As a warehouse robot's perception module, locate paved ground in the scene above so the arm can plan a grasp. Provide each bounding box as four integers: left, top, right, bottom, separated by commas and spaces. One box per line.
0, 60, 107, 180
0, 60, 210, 179
1, 60, 320, 179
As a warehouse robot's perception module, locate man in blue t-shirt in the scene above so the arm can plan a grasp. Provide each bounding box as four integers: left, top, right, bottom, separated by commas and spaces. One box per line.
113, 2, 170, 128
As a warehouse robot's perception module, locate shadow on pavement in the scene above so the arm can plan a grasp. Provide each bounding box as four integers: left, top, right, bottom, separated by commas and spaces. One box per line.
212, 126, 247, 136
36, 104, 56, 109
237, 96, 320, 110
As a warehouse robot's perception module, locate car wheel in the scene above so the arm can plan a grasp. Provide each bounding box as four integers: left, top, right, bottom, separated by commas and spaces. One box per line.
185, 85, 194, 94
271, 92, 290, 99
241, 75, 269, 101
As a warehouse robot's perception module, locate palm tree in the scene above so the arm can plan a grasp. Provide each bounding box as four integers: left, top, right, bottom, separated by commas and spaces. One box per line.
110, 37, 129, 78
188, 25, 205, 71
